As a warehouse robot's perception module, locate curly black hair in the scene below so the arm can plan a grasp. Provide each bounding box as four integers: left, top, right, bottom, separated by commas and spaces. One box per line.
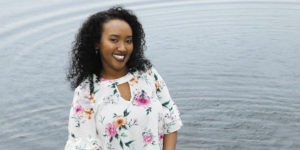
66, 6, 152, 94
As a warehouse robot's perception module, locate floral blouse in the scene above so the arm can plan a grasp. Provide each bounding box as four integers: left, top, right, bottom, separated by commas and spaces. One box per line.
64, 67, 183, 150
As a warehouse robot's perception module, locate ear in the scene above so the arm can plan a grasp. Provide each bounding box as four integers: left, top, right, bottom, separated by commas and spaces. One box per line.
95, 43, 100, 50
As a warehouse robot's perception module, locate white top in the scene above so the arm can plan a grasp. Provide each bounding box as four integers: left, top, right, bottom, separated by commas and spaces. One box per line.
64, 67, 183, 150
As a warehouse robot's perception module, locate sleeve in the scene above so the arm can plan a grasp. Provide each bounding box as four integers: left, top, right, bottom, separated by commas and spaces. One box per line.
149, 67, 183, 134
64, 84, 102, 150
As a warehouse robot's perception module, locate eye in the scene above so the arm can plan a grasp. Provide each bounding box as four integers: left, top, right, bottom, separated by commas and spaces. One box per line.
126, 39, 132, 44
110, 39, 118, 43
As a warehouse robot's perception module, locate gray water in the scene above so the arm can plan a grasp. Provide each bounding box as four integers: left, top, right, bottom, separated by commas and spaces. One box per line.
1, 0, 300, 149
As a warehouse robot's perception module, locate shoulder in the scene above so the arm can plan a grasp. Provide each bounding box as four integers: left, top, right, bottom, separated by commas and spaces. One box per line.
74, 78, 91, 96
138, 66, 159, 76
132, 66, 159, 80
73, 79, 97, 107
75, 74, 100, 93
147, 66, 161, 81
148, 66, 158, 74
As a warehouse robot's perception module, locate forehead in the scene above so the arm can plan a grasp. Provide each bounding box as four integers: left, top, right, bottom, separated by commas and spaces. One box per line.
102, 19, 132, 36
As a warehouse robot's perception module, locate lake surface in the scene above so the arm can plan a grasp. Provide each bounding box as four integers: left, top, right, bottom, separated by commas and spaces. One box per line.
0, 0, 300, 149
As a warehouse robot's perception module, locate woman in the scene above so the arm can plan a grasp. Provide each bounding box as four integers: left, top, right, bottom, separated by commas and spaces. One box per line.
65, 6, 182, 150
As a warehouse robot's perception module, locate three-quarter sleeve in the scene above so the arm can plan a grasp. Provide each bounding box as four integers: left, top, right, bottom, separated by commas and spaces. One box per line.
149, 67, 183, 134
64, 84, 102, 150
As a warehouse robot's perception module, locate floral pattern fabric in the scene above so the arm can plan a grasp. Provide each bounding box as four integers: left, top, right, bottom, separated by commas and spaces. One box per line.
64, 67, 183, 150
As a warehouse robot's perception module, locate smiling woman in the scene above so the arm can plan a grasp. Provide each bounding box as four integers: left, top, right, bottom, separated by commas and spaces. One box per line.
65, 6, 182, 150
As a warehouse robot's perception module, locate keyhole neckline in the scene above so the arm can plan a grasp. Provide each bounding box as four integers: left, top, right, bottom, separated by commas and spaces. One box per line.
116, 82, 133, 102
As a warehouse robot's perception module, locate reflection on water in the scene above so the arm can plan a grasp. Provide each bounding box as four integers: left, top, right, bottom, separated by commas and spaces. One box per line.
0, 0, 300, 149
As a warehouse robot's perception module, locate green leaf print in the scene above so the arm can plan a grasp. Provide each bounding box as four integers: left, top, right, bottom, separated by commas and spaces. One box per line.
71, 133, 75, 138
93, 89, 99, 93
141, 90, 146, 95
169, 105, 174, 111
162, 100, 170, 108
125, 140, 134, 147
71, 116, 80, 127
99, 116, 105, 124
112, 83, 116, 88
111, 82, 118, 88
113, 113, 117, 118
123, 109, 130, 117
146, 107, 152, 115
122, 125, 127, 130
154, 74, 158, 80
75, 121, 80, 127
120, 140, 124, 149
157, 88, 161, 92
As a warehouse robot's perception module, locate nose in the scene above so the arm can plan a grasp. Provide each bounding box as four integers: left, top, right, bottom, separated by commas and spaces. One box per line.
117, 42, 126, 51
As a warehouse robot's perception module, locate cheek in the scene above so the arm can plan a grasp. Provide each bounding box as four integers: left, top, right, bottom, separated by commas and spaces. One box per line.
128, 45, 134, 54
100, 42, 115, 54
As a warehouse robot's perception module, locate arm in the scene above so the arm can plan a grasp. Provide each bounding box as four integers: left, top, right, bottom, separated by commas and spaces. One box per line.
163, 131, 178, 150
64, 84, 101, 150
148, 67, 183, 149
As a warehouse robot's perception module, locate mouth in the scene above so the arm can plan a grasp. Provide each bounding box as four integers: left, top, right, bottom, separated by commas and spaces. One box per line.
112, 54, 125, 62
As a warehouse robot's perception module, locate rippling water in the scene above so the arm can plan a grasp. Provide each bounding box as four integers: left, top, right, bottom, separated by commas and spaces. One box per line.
1, 0, 300, 149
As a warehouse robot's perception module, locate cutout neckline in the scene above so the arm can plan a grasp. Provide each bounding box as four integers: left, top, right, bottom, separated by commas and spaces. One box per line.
116, 82, 132, 102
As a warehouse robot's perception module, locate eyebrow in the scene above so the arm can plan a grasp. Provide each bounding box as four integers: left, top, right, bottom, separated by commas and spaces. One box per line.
110, 34, 132, 38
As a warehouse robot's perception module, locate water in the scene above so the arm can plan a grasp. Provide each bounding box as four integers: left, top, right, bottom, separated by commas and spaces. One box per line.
0, 0, 300, 149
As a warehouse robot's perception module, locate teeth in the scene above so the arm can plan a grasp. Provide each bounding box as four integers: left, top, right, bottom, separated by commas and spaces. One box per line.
113, 54, 124, 60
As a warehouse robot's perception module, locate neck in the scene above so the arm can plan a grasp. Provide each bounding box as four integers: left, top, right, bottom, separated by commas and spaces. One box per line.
101, 67, 128, 79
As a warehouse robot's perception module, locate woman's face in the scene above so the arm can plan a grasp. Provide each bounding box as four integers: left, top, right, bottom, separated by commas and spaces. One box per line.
97, 19, 133, 75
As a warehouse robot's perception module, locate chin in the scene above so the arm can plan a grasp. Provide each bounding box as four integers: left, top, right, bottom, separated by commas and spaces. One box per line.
112, 65, 127, 72
112, 61, 128, 71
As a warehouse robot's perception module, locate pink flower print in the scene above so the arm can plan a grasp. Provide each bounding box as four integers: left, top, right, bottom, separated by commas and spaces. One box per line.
104, 96, 116, 104
105, 123, 117, 138
159, 132, 164, 141
101, 78, 115, 83
136, 97, 150, 107
143, 135, 153, 144
133, 119, 138, 125
75, 105, 83, 115
133, 90, 151, 107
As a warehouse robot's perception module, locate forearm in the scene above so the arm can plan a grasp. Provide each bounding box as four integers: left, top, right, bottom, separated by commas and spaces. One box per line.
163, 131, 177, 150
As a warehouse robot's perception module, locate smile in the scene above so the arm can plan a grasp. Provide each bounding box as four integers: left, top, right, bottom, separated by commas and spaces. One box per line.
113, 54, 125, 61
